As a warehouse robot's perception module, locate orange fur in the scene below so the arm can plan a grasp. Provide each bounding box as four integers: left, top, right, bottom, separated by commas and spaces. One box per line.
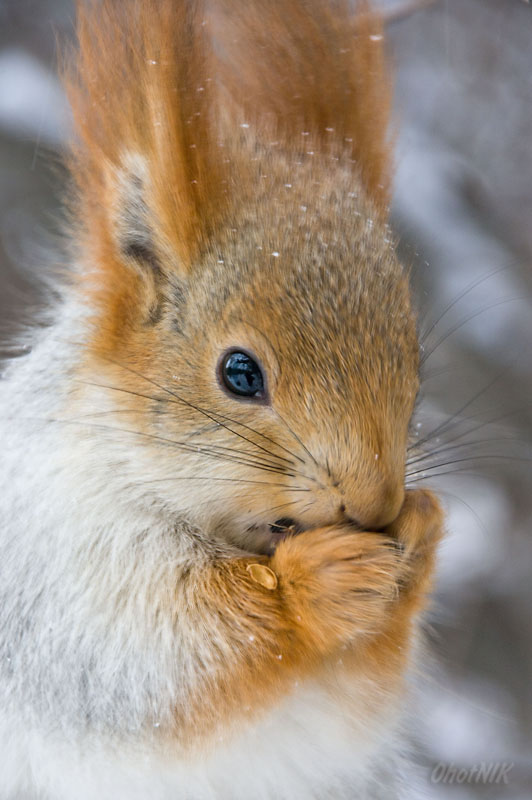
163, 490, 442, 750
66, 0, 226, 266
63, 0, 441, 761
216, 0, 392, 207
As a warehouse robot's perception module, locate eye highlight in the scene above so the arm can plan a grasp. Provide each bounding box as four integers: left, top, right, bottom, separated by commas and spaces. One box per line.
219, 351, 266, 399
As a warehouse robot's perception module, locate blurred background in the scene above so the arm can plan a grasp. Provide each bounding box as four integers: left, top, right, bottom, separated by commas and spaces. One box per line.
0, 0, 531, 796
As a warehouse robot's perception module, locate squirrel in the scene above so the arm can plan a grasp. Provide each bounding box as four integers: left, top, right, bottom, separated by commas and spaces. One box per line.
0, 1, 443, 798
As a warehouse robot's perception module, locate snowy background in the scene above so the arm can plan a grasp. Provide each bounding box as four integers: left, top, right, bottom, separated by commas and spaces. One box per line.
0, 0, 531, 796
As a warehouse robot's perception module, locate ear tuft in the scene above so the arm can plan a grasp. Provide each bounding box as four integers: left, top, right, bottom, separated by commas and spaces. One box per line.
65, 0, 227, 273
217, 0, 393, 210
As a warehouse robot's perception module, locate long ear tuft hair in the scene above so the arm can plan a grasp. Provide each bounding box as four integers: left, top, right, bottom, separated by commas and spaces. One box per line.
65, 0, 226, 272
216, 0, 393, 210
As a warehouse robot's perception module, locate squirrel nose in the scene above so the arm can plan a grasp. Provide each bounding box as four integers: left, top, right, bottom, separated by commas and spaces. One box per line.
339, 481, 404, 530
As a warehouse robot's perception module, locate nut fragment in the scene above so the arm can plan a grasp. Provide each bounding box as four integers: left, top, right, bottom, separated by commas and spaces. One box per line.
246, 563, 278, 590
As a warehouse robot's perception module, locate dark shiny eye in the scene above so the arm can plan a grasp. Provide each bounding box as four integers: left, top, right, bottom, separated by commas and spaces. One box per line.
220, 351, 265, 398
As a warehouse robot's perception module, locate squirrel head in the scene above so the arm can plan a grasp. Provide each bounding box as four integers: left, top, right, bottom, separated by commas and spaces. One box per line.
66, 0, 419, 552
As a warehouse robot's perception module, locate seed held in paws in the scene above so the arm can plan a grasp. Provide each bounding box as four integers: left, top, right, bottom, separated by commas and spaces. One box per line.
246, 563, 279, 590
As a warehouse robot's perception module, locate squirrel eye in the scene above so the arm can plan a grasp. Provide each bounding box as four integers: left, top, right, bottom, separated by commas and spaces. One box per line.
220, 351, 265, 399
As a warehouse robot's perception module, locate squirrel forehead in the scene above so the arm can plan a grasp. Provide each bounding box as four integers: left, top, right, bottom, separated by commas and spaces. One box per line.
186, 181, 419, 402
193, 167, 412, 334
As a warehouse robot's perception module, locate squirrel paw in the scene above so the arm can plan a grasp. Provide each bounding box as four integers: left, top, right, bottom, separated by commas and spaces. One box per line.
271, 525, 402, 654
383, 488, 443, 598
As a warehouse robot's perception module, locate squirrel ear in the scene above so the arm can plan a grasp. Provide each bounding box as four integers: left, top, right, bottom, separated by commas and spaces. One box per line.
112, 154, 162, 274
65, 0, 227, 279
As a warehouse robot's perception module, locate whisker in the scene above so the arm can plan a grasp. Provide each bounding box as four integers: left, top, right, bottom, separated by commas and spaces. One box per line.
412, 402, 532, 456
262, 499, 303, 518
405, 453, 532, 479
80, 376, 296, 469
432, 488, 490, 538
420, 364, 469, 382
297, 500, 316, 517
70, 405, 222, 442
419, 264, 512, 346
420, 297, 522, 366
196, 409, 306, 465
138, 476, 297, 487
77, 380, 313, 480
407, 436, 522, 469
410, 370, 507, 452
273, 408, 320, 469
405, 467, 486, 485
194, 442, 298, 472
95, 356, 307, 465
30, 417, 296, 477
